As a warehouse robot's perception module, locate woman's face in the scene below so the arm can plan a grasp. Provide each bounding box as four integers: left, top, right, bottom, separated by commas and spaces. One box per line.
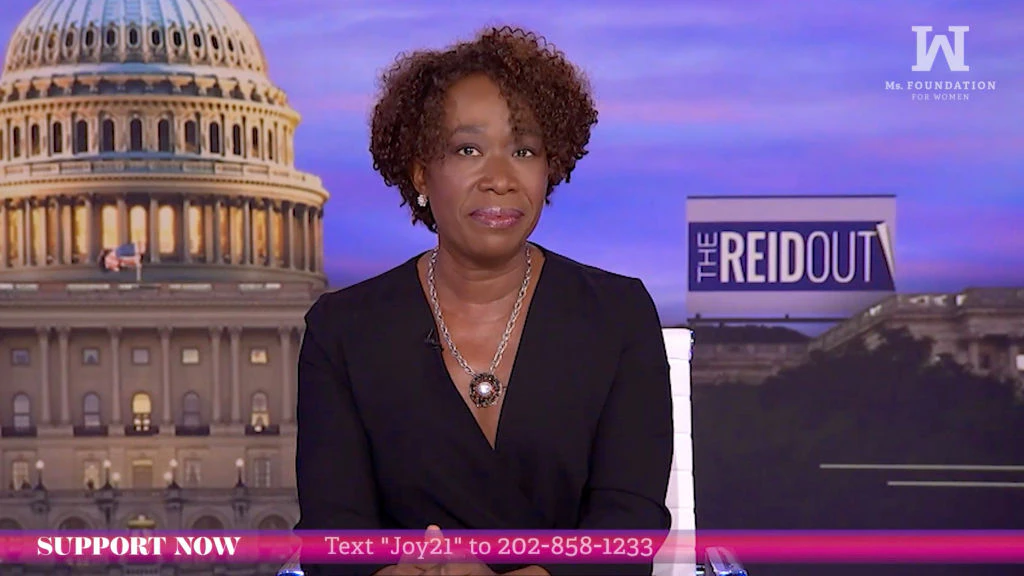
413, 74, 549, 262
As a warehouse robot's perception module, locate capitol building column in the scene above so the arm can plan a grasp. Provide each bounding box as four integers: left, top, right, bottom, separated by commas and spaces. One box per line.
242, 197, 252, 265
209, 326, 223, 423
264, 200, 275, 266
279, 327, 293, 424
46, 197, 57, 265
57, 326, 71, 425
56, 197, 70, 266
318, 209, 325, 273
83, 194, 95, 263
182, 196, 192, 264
211, 199, 223, 264
21, 199, 31, 266
109, 327, 122, 425
149, 197, 160, 263
229, 326, 242, 424
302, 205, 310, 272
160, 326, 172, 425
285, 201, 295, 269
116, 195, 128, 246
203, 197, 215, 264
1, 201, 8, 269
36, 327, 52, 425
37, 199, 48, 266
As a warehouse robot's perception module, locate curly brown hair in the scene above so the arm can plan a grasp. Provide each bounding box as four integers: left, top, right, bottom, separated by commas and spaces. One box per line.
369, 26, 599, 232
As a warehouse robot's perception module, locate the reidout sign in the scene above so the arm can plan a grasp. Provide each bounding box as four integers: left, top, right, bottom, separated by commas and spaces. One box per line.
686, 196, 896, 320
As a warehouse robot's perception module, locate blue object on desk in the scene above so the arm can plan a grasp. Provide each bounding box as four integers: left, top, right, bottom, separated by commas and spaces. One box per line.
706, 546, 748, 576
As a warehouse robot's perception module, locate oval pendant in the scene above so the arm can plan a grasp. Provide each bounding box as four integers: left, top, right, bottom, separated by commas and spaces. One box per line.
469, 373, 503, 408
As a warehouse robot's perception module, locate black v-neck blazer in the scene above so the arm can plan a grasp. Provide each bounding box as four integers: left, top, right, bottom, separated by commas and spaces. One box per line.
295, 246, 674, 575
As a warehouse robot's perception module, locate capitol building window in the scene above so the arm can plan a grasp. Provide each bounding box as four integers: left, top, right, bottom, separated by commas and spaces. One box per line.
83, 460, 101, 490
51, 123, 62, 154
72, 204, 89, 260
74, 120, 87, 153
100, 119, 115, 152
159, 205, 176, 256
158, 119, 171, 152
13, 393, 32, 430
11, 461, 30, 491
10, 348, 29, 365
129, 205, 147, 246
101, 205, 118, 249
131, 393, 153, 434
182, 392, 202, 428
130, 118, 143, 151
83, 393, 102, 428
188, 205, 204, 256
209, 122, 222, 154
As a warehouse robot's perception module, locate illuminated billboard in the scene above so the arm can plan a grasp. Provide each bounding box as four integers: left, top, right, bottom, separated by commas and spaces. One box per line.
686, 195, 897, 320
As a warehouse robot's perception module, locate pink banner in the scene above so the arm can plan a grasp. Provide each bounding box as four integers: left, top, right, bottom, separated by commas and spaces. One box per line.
1, 531, 1023, 565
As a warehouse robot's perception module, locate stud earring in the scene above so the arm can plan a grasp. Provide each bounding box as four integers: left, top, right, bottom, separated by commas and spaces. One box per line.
416, 194, 428, 207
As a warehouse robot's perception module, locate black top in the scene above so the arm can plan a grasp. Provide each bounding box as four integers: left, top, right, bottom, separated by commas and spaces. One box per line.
295, 246, 674, 576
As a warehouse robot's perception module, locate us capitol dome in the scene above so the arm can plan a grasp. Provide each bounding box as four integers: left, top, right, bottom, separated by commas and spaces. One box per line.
0, 0, 328, 284
0, 2, 327, 573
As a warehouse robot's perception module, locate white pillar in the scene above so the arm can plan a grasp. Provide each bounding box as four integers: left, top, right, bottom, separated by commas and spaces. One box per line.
209, 326, 222, 422
211, 200, 222, 263
229, 326, 242, 424
279, 327, 293, 424
83, 195, 95, 262
116, 196, 127, 246
181, 197, 192, 263
149, 197, 160, 263
302, 206, 310, 271
22, 199, 31, 266
318, 210, 324, 273
160, 326, 172, 425
242, 198, 251, 265
265, 201, 274, 266
39, 198, 49, 266
109, 327, 122, 425
36, 327, 52, 425
57, 326, 70, 425
285, 202, 295, 269
0, 201, 7, 268
57, 198, 70, 265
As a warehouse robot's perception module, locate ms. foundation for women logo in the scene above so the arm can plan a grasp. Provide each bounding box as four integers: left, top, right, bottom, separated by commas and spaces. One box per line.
883, 25, 998, 101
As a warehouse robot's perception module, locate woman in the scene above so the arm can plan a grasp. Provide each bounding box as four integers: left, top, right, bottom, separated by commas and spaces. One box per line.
296, 26, 673, 576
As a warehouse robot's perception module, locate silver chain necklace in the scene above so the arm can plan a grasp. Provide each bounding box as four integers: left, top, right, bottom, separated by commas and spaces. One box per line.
427, 245, 532, 408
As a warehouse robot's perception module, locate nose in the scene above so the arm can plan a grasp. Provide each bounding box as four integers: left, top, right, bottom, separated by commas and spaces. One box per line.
479, 154, 516, 195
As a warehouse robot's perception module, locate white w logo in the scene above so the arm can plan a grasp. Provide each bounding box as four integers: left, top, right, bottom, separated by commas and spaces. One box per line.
912, 26, 969, 72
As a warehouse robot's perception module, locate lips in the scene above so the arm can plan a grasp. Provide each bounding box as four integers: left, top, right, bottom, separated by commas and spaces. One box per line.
469, 207, 525, 229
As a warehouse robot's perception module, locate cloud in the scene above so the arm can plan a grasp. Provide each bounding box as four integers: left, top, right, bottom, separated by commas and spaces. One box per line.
597, 98, 756, 125
845, 135, 1024, 162
296, 93, 375, 115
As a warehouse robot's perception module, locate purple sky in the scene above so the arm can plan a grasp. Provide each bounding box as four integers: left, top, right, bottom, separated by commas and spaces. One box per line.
2, 0, 1022, 324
